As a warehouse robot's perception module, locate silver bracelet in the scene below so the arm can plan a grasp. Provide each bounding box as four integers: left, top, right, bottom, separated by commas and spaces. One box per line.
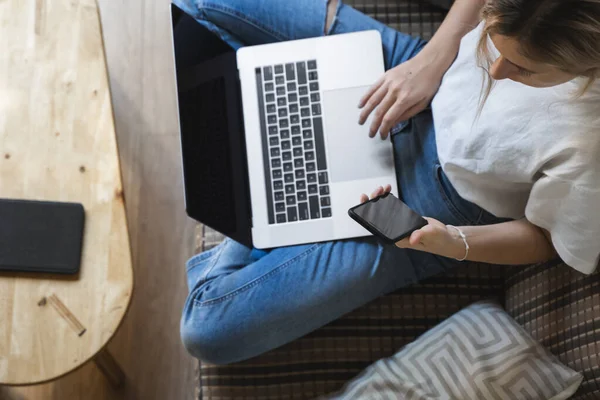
446, 225, 469, 261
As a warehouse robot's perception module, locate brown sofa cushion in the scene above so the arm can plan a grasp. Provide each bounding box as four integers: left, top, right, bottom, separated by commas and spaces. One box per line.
505, 261, 600, 400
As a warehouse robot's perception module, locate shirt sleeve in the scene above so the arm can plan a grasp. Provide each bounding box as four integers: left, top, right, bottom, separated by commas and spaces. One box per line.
525, 174, 600, 274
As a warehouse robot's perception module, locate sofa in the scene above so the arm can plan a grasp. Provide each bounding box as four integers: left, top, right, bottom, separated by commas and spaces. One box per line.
193, 1, 600, 398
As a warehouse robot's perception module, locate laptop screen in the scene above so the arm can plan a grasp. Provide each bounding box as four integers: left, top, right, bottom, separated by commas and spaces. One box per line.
172, 4, 250, 243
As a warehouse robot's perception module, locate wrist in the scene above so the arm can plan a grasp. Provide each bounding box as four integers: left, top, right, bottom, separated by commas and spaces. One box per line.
416, 43, 458, 75
446, 225, 469, 261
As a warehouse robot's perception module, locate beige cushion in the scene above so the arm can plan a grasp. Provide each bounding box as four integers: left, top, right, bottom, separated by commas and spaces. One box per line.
326, 301, 582, 400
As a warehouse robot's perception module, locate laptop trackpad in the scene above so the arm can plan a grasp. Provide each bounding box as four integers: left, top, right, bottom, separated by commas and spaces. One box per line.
323, 86, 395, 183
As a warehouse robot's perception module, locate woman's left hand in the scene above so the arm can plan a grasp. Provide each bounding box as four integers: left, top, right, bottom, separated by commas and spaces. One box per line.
360, 186, 465, 260
395, 217, 465, 260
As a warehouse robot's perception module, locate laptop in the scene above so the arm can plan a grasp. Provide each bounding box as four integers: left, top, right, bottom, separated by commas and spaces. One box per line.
170, 3, 398, 249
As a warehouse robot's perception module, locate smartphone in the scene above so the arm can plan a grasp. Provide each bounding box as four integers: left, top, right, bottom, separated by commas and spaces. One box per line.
0, 199, 85, 274
348, 193, 428, 244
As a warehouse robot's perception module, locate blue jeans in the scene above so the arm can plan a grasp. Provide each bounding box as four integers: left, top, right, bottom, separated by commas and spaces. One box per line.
176, 0, 503, 365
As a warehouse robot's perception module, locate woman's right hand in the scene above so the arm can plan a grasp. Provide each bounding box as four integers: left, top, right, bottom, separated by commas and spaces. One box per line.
357, 48, 448, 140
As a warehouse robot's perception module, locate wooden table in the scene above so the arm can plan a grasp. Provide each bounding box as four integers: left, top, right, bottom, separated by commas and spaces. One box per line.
0, 0, 134, 386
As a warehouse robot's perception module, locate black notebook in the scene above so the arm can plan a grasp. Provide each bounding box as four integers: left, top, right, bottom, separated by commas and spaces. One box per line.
0, 199, 85, 274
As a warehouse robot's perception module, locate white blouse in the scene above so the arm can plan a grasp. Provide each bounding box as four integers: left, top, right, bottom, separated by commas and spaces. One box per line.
432, 22, 600, 274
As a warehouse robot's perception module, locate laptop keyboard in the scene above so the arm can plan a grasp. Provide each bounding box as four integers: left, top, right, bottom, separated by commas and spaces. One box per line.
255, 60, 332, 225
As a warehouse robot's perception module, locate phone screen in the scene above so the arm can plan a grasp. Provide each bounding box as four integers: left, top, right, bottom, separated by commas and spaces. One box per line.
350, 193, 427, 241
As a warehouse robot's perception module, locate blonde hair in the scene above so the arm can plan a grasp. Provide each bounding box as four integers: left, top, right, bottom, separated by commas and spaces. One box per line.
476, 0, 600, 108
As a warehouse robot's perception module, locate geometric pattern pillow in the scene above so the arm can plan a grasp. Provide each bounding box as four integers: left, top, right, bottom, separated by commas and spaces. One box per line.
324, 301, 583, 400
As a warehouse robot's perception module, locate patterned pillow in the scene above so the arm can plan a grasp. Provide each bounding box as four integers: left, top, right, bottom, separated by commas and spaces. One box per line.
325, 301, 582, 400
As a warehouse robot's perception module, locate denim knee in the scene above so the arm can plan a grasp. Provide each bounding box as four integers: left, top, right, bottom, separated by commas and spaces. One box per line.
181, 316, 232, 365
180, 298, 243, 365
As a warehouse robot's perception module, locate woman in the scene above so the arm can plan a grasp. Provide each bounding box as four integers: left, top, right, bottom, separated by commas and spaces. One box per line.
175, 0, 600, 364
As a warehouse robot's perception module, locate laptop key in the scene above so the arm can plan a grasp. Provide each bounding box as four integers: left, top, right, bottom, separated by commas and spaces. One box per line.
275, 202, 285, 212
311, 104, 321, 116
305, 151, 315, 161
321, 208, 332, 218
301, 119, 311, 128
286, 196, 296, 206
310, 82, 319, 91
269, 126, 278, 135
309, 195, 320, 219
278, 108, 288, 118
265, 82, 274, 92
298, 202, 309, 220
292, 137, 302, 146
319, 185, 329, 195
318, 172, 328, 184
283, 162, 293, 172
282, 151, 292, 161
268, 115, 277, 124
274, 180, 283, 190
312, 117, 327, 170
284, 173, 294, 183
277, 97, 286, 106
279, 119, 289, 128
271, 148, 280, 157
300, 97, 309, 106
307, 173, 317, 183
275, 75, 284, 85
303, 130, 312, 139
285, 63, 295, 80
293, 147, 303, 157
280, 130, 290, 139
272, 158, 281, 168
266, 93, 275, 103
297, 191, 307, 201
276, 213, 286, 223
274, 64, 284, 74
276, 86, 285, 95
306, 162, 316, 172
304, 140, 314, 150
296, 180, 306, 190
310, 93, 320, 102
301, 108, 310, 117
263, 66, 273, 81
288, 93, 298, 103
290, 114, 300, 124
299, 86, 308, 96
287, 206, 298, 222
289, 103, 299, 113
285, 184, 295, 194
275, 191, 284, 201
287, 82, 296, 92
294, 158, 304, 168
308, 184, 318, 194
291, 125, 301, 135
267, 104, 276, 113
269, 136, 279, 146
321, 196, 331, 207
281, 140, 291, 150
296, 62, 307, 84
295, 170, 305, 179
308, 71, 318, 80
307, 60, 317, 70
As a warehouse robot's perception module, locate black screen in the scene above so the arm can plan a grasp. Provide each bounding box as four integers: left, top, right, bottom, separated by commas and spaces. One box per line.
178, 78, 236, 233
172, 4, 251, 246
351, 194, 426, 241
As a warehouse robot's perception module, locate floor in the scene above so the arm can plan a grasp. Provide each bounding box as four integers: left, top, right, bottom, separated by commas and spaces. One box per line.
2, 0, 199, 399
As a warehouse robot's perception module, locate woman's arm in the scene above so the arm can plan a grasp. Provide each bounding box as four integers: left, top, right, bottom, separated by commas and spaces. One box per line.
362, 186, 558, 265
439, 219, 557, 265
424, 0, 487, 73
358, 0, 486, 138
